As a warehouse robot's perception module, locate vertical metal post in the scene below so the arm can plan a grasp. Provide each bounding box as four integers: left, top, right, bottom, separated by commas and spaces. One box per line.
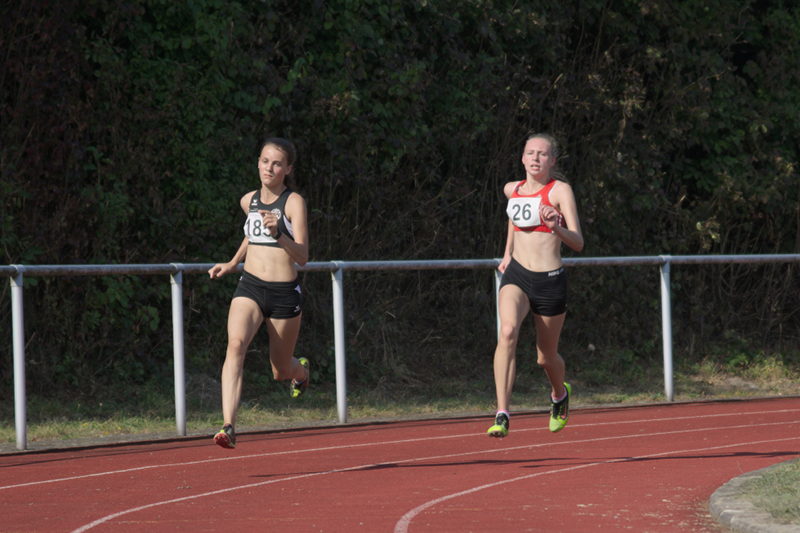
494, 268, 502, 340
331, 265, 347, 423
10, 266, 27, 450
659, 257, 674, 401
170, 266, 187, 435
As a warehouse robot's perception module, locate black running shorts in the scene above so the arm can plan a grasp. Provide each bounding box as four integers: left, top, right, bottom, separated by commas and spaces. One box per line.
232, 270, 303, 319
499, 258, 567, 316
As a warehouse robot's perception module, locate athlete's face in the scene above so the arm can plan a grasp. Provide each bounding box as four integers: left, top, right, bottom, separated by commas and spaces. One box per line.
521, 137, 556, 178
257, 144, 292, 188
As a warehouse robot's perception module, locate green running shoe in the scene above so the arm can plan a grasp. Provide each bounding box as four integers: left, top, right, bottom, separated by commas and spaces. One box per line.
549, 382, 571, 433
487, 412, 510, 438
213, 424, 236, 449
290, 357, 310, 399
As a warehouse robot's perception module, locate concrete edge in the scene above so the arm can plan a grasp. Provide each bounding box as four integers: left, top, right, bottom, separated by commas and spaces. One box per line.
709, 458, 800, 532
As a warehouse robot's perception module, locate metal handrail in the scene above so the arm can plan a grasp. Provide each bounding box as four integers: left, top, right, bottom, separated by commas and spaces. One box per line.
5, 254, 799, 450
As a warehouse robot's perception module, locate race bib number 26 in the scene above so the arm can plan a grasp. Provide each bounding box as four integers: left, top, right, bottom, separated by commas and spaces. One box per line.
506, 197, 541, 228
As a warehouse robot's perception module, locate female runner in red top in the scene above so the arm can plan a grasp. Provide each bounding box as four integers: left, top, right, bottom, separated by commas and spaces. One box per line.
487, 133, 584, 438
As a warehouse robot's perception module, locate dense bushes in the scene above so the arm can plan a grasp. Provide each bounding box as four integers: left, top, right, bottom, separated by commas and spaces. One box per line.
2, 0, 798, 403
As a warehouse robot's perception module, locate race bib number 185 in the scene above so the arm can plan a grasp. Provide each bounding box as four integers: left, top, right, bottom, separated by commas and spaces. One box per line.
243, 211, 277, 244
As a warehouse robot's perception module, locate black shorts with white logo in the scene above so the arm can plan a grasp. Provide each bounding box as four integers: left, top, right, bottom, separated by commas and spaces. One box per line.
233, 270, 303, 319
499, 258, 567, 316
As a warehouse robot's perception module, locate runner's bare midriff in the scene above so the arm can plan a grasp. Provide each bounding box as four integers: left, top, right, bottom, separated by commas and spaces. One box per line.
511, 231, 563, 272
244, 245, 298, 282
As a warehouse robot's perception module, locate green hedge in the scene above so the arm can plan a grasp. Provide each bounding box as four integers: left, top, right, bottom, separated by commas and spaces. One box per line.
1, 0, 798, 403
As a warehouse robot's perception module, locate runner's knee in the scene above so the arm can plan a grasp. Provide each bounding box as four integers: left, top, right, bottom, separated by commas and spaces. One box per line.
226, 337, 248, 357
498, 324, 520, 348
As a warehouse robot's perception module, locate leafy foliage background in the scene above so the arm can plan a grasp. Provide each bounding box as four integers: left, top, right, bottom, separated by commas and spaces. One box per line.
1, 0, 798, 406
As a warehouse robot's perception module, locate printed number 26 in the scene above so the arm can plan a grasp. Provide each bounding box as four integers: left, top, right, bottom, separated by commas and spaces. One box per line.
513, 203, 532, 222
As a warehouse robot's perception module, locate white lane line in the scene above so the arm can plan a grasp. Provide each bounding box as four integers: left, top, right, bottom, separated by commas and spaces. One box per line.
393, 435, 800, 533
3, 407, 799, 491
70, 420, 800, 532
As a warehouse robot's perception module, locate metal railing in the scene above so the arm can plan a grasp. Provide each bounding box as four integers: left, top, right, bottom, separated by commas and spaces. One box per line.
3, 254, 799, 450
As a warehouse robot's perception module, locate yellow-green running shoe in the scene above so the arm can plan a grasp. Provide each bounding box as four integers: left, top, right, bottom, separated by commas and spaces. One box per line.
549, 382, 571, 432
290, 357, 310, 399
487, 412, 510, 438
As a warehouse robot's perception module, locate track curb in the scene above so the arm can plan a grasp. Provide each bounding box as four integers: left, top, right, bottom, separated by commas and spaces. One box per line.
709, 458, 800, 532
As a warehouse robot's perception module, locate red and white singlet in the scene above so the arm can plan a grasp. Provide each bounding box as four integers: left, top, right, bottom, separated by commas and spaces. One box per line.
506, 179, 563, 233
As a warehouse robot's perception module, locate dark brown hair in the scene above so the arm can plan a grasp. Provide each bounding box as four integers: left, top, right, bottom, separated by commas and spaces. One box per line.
260, 137, 297, 167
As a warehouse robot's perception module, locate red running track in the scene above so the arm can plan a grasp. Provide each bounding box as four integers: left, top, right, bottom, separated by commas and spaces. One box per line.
2, 397, 799, 532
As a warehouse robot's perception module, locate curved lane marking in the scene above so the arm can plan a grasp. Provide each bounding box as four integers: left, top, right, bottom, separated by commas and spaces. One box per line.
393, 435, 800, 533
70, 419, 800, 532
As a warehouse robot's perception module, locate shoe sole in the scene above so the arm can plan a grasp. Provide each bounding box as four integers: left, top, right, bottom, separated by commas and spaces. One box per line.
214, 432, 235, 449
487, 425, 509, 438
